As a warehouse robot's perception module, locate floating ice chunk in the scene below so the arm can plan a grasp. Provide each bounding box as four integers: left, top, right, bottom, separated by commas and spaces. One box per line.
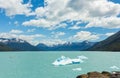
77, 55, 88, 60
110, 66, 119, 70
72, 68, 82, 71
71, 59, 84, 64
52, 56, 86, 66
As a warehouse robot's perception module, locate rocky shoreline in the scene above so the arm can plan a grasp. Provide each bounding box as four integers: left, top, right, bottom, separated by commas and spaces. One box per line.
76, 71, 120, 78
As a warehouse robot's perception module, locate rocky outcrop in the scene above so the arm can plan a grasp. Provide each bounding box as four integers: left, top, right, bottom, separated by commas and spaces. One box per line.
76, 71, 112, 78
76, 74, 88, 78
101, 71, 111, 78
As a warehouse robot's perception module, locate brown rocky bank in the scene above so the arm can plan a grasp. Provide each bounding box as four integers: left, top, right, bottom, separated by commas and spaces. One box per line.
76, 71, 120, 78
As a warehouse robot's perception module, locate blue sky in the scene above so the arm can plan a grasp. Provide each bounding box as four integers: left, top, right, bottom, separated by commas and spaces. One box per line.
0, 0, 120, 46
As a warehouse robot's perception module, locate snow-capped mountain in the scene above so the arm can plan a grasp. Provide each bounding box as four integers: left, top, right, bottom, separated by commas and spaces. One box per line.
0, 38, 38, 51
0, 38, 96, 51
37, 41, 96, 51
0, 38, 25, 43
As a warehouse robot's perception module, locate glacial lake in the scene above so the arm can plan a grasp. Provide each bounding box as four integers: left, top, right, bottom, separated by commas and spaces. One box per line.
0, 51, 120, 78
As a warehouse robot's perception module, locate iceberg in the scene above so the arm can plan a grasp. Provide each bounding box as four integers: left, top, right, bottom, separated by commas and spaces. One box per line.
110, 66, 119, 70
52, 56, 72, 66
71, 58, 83, 64
52, 55, 87, 66
72, 68, 82, 71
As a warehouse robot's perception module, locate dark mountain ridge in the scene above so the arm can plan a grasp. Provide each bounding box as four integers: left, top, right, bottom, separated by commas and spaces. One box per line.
89, 31, 120, 51
0, 38, 95, 51
0, 42, 13, 51
0, 38, 38, 51
1, 30, 120, 52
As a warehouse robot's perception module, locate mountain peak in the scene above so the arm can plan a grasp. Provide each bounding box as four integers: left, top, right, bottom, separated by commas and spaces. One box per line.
89, 31, 120, 51
0, 38, 38, 51
0, 38, 26, 43
82, 40, 89, 44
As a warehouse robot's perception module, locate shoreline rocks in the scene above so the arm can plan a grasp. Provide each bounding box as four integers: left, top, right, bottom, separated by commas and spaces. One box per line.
76, 71, 120, 78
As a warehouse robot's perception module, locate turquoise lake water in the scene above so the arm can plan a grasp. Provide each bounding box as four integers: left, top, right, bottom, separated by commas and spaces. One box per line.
0, 51, 120, 78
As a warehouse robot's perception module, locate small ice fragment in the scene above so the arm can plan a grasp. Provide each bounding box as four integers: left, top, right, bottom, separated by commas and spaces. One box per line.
77, 55, 88, 60
72, 68, 82, 71
110, 66, 119, 70
71, 59, 84, 64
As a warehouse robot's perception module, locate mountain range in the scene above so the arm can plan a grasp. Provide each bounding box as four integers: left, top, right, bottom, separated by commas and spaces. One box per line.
0, 38, 95, 51
0, 42, 13, 51
36, 41, 95, 51
0, 30, 120, 51
88, 31, 120, 51
0, 38, 38, 51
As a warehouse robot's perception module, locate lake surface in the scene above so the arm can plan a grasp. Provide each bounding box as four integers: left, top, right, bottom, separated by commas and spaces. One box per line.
0, 51, 120, 78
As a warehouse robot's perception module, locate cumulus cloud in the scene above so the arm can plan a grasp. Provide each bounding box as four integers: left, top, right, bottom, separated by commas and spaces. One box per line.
35, 7, 47, 18
10, 29, 23, 34
0, 32, 45, 45
22, 0, 120, 29
71, 31, 99, 41
68, 0, 120, 17
27, 28, 36, 32
86, 16, 120, 29
0, 0, 119, 29
105, 32, 115, 36
0, 0, 33, 16
38, 39, 67, 46
0, 0, 119, 39
51, 32, 65, 38
69, 25, 81, 30
22, 19, 58, 28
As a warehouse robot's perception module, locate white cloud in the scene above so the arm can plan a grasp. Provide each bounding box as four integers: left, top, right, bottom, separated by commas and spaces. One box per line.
86, 16, 120, 29
69, 25, 81, 30
22, 0, 76, 28
72, 31, 99, 41
0, 0, 33, 16
56, 23, 67, 28
105, 32, 115, 36
49, 23, 67, 30
17, 34, 45, 45
0, 32, 45, 45
22, 0, 120, 29
1, 0, 119, 29
35, 7, 47, 18
68, 0, 120, 17
52, 32, 65, 38
27, 28, 36, 32
14, 21, 19, 26
10, 29, 23, 34
38, 39, 67, 46
22, 19, 58, 28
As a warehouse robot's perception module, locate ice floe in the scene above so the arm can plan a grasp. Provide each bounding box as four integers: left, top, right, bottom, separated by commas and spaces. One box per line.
52, 55, 87, 66
110, 66, 119, 70
77, 55, 88, 60
72, 68, 82, 71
